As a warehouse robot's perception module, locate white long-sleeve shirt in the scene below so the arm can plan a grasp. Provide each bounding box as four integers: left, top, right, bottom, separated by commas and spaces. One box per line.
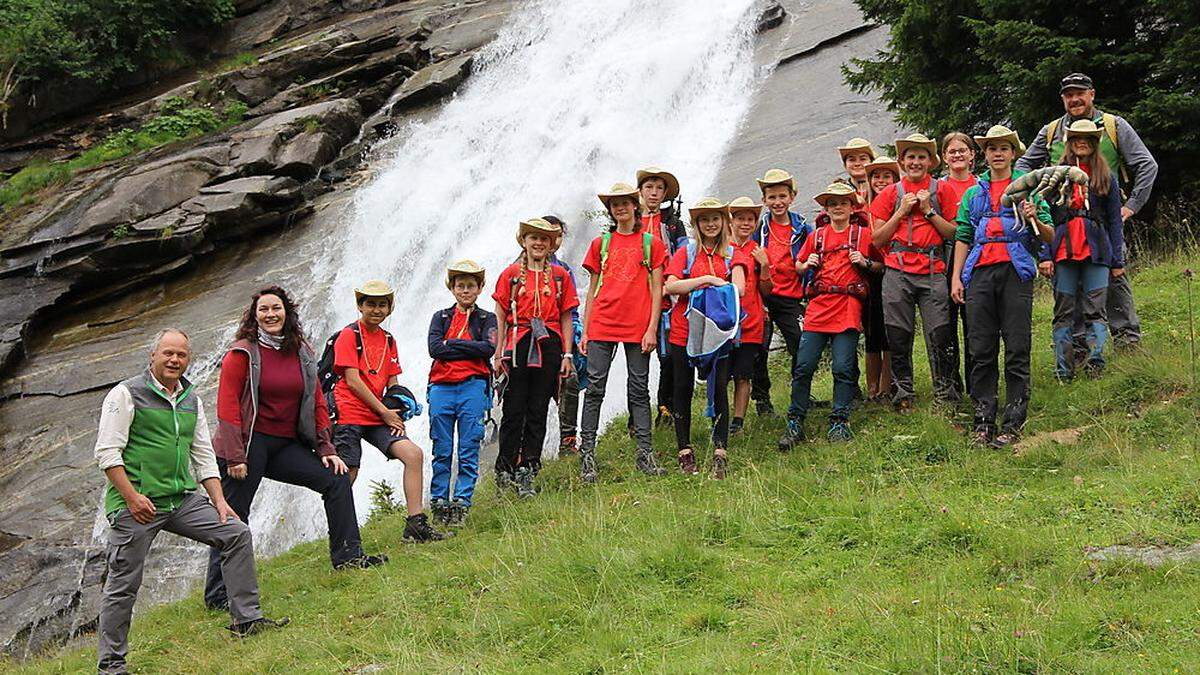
93, 373, 219, 484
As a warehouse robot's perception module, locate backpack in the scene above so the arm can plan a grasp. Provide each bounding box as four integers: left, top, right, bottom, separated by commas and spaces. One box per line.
317, 322, 396, 422
802, 224, 867, 298
1046, 113, 1130, 184
594, 230, 653, 297
683, 239, 734, 278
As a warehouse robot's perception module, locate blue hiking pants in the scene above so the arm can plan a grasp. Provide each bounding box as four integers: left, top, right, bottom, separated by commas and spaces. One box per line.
428, 378, 489, 506
1052, 261, 1109, 377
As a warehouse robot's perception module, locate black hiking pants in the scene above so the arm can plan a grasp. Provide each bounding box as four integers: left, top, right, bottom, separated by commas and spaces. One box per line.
497, 332, 562, 475
964, 264, 1033, 434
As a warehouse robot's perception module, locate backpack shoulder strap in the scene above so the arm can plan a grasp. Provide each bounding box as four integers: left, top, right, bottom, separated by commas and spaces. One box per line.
1101, 113, 1120, 153
349, 322, 364, 355
928, 178, 941, 218
641, 231, 653, 268
893, 180, 905, 213
685, 239, 698, 275
1046, 117, 1060, 146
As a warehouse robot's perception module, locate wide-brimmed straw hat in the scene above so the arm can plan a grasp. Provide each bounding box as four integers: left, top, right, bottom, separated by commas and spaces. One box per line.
973, 125, 1025, 155
597, 182, 641, 211
727, 196, 763, 217
635, 167, 680, 201
755, 168, 796, 193
864, 156, 900, 179
516, 217, 562, 245
354, 279, 394, 304
1064, 119, 1103, 142
894, 133, 940, 168
837, 137, 878, 161
688, 197, 730, 222
813, 182, 862, 208
446, 259, 486, 290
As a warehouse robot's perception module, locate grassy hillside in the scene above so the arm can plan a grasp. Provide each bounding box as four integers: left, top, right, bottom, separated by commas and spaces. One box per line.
14, 254, 1200, 673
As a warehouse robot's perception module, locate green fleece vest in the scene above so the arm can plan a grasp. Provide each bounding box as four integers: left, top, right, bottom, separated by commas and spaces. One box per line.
104, 371, 200, 515
1047, 113, 1123, 183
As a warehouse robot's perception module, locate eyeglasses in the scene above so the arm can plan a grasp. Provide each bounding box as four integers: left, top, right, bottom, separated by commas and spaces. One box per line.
945, 148, 973, 156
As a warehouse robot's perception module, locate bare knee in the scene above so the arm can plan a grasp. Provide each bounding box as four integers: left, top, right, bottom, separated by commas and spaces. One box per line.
390, 439, 423, 466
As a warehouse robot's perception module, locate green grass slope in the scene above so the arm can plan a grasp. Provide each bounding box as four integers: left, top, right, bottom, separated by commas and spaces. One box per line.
14, 254, 1200, 673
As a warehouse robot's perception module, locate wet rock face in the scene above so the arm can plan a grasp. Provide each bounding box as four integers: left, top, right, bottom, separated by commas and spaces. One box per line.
0, 0, 507, 659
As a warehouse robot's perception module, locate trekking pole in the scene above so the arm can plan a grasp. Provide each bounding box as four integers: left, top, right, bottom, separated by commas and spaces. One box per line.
1186, 268, 1196, 391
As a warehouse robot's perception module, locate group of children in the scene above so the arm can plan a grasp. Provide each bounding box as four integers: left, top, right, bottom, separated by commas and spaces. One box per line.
327, 123, 1125, 527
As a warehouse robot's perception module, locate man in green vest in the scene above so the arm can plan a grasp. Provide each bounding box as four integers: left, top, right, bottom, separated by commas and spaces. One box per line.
94, 329, 287, 673
1016, 72, 1159, 350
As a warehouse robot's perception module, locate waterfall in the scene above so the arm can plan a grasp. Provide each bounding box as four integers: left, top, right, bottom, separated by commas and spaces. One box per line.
267, 0, 767, 533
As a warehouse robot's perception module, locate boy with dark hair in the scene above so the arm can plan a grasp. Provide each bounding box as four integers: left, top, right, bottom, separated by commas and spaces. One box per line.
636, 167, 687, 427
427, 261, 496, 526
332, 280, 444, 542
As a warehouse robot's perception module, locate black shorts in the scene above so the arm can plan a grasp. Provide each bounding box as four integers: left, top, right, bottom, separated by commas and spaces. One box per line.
731, 343, 761, 381
864, 274, 890, 353
333, 424, 409, 468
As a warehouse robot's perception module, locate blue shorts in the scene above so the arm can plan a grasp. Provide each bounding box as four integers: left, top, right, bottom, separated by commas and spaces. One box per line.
333, 424, 409, 468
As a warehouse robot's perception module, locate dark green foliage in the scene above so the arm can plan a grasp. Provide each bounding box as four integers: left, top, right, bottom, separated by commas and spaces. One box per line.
844, 0, 1200, 204
0, 0, 234, 104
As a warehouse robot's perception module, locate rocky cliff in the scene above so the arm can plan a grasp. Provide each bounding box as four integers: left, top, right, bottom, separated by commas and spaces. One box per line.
0, 0, 897, 658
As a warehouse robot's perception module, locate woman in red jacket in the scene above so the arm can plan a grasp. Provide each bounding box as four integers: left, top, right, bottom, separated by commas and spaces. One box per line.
203, 286, 385, 611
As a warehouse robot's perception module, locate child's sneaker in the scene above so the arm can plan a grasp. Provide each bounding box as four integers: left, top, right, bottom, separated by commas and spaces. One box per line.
677, 449, 699, 475
514, 467, 537, 498
778, 417, 805, 451
756, 400, 776, 417
403, 514, 447, 543
827, 420, 853, 443
710, 453, 727, 480
559, 435, 578, 455
579, 449, 598, 484
729, 417, 744, 437
495, 470, 516, 493
635, 447, 667, 476
449, 500, 469, 527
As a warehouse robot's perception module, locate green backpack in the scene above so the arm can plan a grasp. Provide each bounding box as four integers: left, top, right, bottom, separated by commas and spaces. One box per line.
594, 230, 654, 297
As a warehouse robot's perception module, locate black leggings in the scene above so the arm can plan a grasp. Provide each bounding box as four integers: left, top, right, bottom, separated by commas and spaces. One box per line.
670, 344, 731, 451
497, 332, 562, 474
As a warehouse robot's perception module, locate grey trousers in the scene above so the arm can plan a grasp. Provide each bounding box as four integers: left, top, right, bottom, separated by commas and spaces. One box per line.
1073, 265, 1140, 348
579, 341, 652, 453
98, 492, 262, 673
881, 267, 957, 402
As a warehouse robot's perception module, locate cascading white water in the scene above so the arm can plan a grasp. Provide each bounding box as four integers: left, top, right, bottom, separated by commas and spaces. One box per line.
265, 0, 768, 534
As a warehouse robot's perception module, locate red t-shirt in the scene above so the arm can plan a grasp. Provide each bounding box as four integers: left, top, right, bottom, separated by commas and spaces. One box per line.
664, 244, 750, 347
731, 239, 765, 345
332, 322, 401, 426
582, 231, 669, 342
797, 223, 881, 334
1056, 165, 1093, 262
941, 176, 977, 219
869, 176, 948, 275
764, 219, 804, 298
492, 263, 578, 349
429, 307, 492, 385
975, 177, 1014, 268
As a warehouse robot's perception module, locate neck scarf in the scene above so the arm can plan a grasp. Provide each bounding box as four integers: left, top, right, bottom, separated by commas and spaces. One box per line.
258, 330, 285, 350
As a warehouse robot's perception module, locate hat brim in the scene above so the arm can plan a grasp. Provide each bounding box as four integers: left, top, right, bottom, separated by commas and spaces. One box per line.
837, 146, 877, 161
973, 133, 1025, 156
1060, 84, 1092, 94
688, 206, 730, 222
516, 223, 561, 246
636, 171, 680, 201
866, 161, 900, 178
446, 271, 486, 290
895, 140, 941, 169
814, 192, 861, 208
354, 291, 394, 304
728, 203, 763, 216
755, 177, 797, 192
1065, 129, 1103, 141
598, 192, 640, 210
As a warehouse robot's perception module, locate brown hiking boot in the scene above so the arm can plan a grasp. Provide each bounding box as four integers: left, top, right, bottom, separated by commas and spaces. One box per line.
677, 449, 699, 475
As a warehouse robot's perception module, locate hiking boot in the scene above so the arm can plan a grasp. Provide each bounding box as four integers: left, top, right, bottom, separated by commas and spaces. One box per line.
334, 553, 389, 570
993, 432, 1020, 449
495, 470, 516, 492
729, 417, 745, 437
431, 501, 451, 527
514, 467, 538, 498
559, 435, 578, 455
228, 616, 290, 638
827, 420, 853, 443
403, 513, 447, 543
449, 501, 469, 527
636, 447, 667, 476
677, 449, 699, 475
755, 400, 776, 417
710, 453, 727, 480
655, 405, 674, 428
970, 427, 994, 448
894, 397, 915, 415
778, 418, 805, 451
579, 448, 598, 484
1083, 362, 1104, 380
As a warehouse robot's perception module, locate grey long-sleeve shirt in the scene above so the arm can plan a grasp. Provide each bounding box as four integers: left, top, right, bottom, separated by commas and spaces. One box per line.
1015, 108, 1159, 215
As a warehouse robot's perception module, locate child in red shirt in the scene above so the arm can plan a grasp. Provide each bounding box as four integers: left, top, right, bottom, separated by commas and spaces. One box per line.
780, 183, 883, 448
331, 280, 443, 542
492, 218, 578, 497
664, 198, 748, 479
578, 182, 669, 483
727, 197, 772, 437
426, 260, 496, 525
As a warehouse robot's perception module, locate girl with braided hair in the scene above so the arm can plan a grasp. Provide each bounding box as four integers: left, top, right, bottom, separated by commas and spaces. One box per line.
492, 219, 578, 497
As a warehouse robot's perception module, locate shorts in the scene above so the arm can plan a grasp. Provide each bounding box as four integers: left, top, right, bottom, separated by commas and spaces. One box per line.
731, 343, 761, 381
333, 424, 409, 468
